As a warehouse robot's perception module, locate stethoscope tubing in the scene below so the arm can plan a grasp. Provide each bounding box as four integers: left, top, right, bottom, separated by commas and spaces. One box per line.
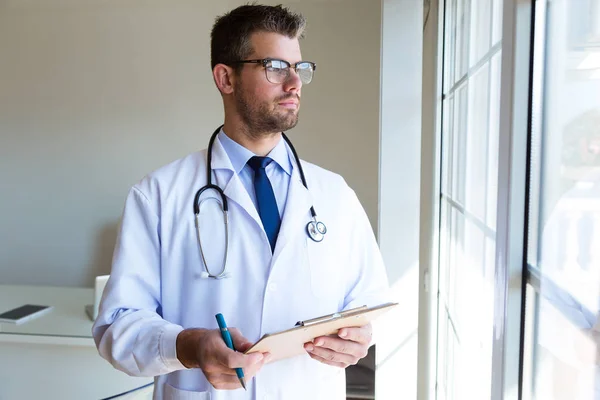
193, 125, 326, 278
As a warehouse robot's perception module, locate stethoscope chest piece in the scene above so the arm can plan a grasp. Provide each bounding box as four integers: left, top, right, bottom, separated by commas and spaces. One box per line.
306, 220, 327, 242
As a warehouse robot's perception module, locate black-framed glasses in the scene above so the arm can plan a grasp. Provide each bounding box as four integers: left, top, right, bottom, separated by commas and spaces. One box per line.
232, 58, 316, 85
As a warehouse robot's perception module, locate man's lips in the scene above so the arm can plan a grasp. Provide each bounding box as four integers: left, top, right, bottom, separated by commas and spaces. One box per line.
278, 100, 299, 109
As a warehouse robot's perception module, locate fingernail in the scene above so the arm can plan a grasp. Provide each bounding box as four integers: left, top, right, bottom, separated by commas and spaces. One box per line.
314, 339, 323, 346
339, 330, 347, 338
306, 344, 314, 352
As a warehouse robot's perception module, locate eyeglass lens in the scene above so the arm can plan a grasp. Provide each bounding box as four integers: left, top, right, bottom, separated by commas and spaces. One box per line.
266, 60, 314, 84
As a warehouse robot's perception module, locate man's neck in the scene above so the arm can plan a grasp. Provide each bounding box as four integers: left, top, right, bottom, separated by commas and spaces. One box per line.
222, 120, 281, 157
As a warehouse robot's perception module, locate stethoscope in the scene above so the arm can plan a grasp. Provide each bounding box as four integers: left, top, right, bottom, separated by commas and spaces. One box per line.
193, 126, 327, 279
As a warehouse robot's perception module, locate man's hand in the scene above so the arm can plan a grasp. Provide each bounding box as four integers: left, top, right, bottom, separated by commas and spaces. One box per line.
176, 328, 269, 390
303, 323, 372, 368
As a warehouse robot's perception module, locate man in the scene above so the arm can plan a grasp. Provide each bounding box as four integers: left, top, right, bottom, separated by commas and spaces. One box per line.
93, 4, 390, 399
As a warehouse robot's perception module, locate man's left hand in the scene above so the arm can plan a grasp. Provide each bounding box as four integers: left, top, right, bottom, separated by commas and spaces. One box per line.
303, 323, 372, 368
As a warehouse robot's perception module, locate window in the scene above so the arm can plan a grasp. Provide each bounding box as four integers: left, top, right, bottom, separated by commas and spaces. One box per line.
436, 0, 503, 398
432, 0, 600, 398
522, 0, 600, 399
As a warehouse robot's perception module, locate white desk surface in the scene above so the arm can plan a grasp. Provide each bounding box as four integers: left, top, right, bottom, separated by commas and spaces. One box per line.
0, 284, 95, 345
0, 285, 155, 398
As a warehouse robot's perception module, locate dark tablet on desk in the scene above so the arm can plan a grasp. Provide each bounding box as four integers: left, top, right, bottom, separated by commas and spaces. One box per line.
0, 304, 53, 324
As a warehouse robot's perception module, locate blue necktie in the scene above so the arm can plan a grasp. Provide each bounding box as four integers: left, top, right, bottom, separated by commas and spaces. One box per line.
247, 156, 281, 252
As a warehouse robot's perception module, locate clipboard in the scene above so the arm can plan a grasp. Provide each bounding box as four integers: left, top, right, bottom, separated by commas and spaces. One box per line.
245, 302, 397, 362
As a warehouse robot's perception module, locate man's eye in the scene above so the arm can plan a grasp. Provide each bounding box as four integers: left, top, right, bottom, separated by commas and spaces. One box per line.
268, 67, 287, 74
268, 60, 286, 69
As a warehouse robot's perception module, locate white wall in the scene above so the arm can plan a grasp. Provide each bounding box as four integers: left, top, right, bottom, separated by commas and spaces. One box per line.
376, 0, 423, 399
0, 0, 382, 287
417, 0, 440, 398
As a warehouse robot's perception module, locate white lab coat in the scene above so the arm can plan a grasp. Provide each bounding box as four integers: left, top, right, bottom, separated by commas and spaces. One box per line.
93, 136, 390, 400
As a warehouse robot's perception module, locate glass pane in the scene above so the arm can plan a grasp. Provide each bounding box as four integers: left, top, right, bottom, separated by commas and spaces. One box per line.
469, 0, 493, 66
441, 211, 493, 399
486, 52, 502, 230
442, 311, 456, 400
454, 0, 470, 84
439, 200, 453, 307
439, 206, 457, 399
440, 203, 461, 317
438, 0, 499, 397
449, 206, 461, 310
442, 97, 455, 196
484, 237, 496, 286
439, 200, 450, 296
465, 65, 490, 221
445, 0, 457, 94
524, 0, 600, 399
522, 284, 537, 400
452, 85, 468, 205
438, 203, 460, 400
437, 304, 449, 400
492, 0, 503, 45
527, 0, 547, 266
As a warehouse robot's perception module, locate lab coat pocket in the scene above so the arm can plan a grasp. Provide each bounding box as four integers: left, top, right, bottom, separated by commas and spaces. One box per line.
164, 382, 211, 400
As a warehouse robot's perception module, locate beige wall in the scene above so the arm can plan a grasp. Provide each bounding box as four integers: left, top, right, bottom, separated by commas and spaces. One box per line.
0, 0, 381, 287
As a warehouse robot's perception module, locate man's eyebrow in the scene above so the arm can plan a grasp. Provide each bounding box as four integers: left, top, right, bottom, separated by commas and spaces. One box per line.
265, 58, 305, 64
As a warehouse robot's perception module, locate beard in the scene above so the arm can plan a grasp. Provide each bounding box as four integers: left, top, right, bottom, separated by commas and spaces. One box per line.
234, 83, 300, 137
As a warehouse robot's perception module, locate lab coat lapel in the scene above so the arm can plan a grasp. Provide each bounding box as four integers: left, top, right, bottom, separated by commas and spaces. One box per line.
271, 162, 313, 263
209, 136, 262, 227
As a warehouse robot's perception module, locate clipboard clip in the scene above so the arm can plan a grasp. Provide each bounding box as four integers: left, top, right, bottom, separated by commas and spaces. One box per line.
295, 305, 368, 327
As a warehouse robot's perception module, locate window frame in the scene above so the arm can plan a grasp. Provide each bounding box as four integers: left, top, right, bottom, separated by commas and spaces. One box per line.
488, 0, 535, 398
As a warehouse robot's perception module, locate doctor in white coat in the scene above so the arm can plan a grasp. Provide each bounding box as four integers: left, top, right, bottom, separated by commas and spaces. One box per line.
93, 4, 390, 400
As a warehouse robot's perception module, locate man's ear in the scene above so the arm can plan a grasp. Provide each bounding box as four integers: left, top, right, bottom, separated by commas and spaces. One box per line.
212, 64, 235, 95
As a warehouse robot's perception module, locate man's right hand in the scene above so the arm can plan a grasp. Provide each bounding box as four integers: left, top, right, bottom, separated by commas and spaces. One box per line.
176, 328, 269, 390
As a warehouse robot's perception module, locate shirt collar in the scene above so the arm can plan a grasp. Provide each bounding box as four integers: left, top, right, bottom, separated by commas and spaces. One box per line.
217, 128, 293, 176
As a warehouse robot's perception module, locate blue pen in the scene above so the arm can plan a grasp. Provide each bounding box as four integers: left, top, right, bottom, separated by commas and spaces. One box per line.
215, 313, 246, 390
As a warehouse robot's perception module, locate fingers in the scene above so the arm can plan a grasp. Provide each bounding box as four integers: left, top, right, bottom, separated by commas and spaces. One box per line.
198, 328, 268, 391
197, 328, 274, 390
208, 352, 267, 390
316, 335, 369, 359
206, 328, 259, 368
303, 324, 373, 368
337, 323, 373, 345
206, 358, 265, 390
306, 351, 348, 368
304, 338, 364, 367
241, 355, 266, 378
213, 345, 264, 370
229, 328, 254, 352
235, 342, 253, 353
204, 372, 246, 390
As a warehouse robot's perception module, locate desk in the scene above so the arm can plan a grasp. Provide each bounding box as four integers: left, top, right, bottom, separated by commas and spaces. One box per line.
0, 285, 153, 399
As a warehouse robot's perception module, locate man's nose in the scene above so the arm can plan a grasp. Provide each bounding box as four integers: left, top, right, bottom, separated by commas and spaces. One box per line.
283, 68, 303, 92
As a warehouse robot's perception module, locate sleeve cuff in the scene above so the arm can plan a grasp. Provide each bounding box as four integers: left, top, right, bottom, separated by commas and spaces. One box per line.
159, 324, 187, 371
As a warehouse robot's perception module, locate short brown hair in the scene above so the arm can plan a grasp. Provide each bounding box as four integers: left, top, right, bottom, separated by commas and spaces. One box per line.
210, 4, 307, 70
